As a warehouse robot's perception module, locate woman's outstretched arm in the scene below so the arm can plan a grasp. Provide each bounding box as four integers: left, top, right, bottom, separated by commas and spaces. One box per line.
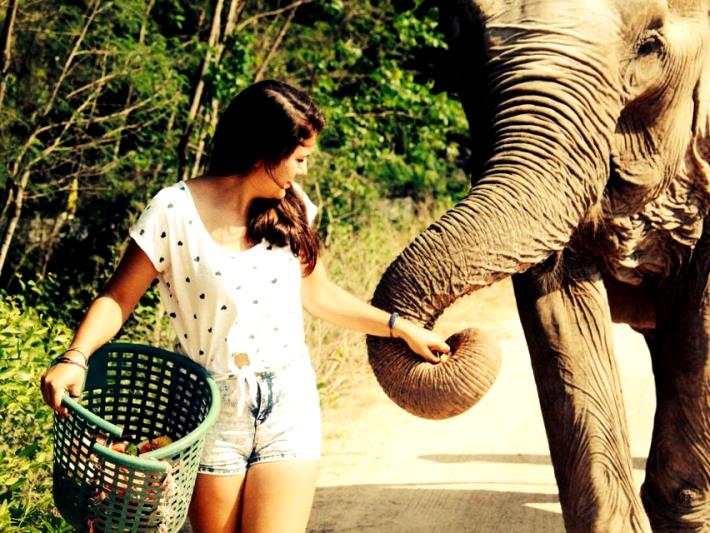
301, 260, 450, 363
40, 240, 158, 415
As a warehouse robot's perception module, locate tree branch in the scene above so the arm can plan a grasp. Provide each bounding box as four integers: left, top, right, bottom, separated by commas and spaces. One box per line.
42, 0, 105, 118
253, 7, 297, 83
236, 0, 312, 32
65, 71, 120, 100
178, 0, 226, 182
191, 97, 220, 178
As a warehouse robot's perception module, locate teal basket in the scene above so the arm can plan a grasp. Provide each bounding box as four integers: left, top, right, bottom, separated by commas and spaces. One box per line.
52, 343, 220, 532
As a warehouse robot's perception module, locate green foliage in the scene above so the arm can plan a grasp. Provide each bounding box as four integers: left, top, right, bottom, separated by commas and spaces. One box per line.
211, 33, 259, 103
0, 293, 73, 531
1, 0, 471, 307
1, 0, 188, 310
269, 0, 469, 233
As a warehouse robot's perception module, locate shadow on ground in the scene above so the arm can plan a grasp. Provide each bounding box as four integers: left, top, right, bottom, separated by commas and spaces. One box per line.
419, 454, 648, 470
308, 484, 564, 533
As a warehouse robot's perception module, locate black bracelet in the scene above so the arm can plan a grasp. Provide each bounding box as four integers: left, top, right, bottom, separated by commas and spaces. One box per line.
388, 312, 399, 337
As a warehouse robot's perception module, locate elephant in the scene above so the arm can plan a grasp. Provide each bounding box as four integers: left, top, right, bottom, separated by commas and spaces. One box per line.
366, 0, 710, 531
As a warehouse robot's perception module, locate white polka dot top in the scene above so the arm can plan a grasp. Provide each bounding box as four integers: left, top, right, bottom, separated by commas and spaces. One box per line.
129, 181, 317, 378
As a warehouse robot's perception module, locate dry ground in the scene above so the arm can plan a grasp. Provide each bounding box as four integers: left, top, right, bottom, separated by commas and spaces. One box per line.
307, 278, 656, 532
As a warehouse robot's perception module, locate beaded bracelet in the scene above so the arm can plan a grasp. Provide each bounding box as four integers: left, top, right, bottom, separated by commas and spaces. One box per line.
388, 312, 399, 337
50, 355, 89, 372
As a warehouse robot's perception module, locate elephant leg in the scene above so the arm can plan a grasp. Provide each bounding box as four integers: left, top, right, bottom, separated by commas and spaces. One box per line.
641, 224, 710, 531
513, 262, 651, 533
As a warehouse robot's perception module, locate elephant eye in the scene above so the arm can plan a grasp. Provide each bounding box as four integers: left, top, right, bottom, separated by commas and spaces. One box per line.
637, 32, 663, 57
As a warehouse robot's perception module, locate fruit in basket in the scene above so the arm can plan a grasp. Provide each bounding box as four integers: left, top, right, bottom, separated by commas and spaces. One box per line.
110, 441, 127, 453
152, 435, 173, 448
138, 435, 173, 454
109, 441, 138, 456
107, 435, 170, 455
125, 442, 139, 456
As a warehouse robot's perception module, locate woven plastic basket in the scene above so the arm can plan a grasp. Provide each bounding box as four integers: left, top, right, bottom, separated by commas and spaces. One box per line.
52, 343, 220, 532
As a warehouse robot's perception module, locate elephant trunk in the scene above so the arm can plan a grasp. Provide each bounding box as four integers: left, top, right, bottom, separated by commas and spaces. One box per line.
367, 40, 620, 419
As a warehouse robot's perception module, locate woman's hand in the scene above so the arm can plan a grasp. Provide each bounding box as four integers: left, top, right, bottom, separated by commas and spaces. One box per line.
40, 353, 87, 417
393, 318, 451, 364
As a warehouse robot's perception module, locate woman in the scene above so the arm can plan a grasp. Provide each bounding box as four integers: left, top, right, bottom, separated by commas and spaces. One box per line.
40, 80, 450, 532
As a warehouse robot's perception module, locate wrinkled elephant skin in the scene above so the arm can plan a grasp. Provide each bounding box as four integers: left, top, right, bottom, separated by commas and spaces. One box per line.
366, 0, 710, 531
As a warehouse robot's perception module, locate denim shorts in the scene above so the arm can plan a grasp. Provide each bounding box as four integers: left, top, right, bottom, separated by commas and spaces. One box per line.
197, 357, 321, 475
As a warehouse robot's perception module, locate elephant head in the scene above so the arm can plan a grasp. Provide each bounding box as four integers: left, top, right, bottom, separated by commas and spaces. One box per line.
367, 0, 710, 419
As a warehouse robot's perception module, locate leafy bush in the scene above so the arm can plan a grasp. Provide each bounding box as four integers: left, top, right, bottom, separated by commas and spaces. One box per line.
0, 293, 73, 531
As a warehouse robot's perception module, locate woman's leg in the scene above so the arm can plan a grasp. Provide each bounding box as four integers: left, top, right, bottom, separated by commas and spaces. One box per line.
240, 460, 319, 533
188, 472, 246, 533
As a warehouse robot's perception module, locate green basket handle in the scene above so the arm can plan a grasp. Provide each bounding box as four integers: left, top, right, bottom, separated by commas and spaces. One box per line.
61, 393, 169, 473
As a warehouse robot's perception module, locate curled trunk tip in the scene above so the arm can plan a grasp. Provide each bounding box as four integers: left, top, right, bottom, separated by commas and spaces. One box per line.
366, 327, 501, 420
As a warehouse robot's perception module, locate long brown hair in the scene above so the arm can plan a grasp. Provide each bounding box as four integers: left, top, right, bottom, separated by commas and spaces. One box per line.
207, 80, 325, 275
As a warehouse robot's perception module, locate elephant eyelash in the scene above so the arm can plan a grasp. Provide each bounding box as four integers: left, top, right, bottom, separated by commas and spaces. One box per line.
637, 31, 664, 57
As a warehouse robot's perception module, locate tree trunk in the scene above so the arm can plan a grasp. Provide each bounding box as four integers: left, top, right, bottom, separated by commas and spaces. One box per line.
38, 176, 79, 277
0, 0, 19, 113
190, 97, 220, 178
177, 0, 226, 182
0, 181, 15, 241
178, 0, 247, 182
112, 0, 156, 162
0, 0, 20, 242
152, 106, 179, 182
0, 169, 29, 276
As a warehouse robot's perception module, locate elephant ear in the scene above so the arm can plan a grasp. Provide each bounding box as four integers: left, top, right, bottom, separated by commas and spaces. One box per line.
667, 3, 710, 247
686, 6, 710, 199
691, 17, 710, 171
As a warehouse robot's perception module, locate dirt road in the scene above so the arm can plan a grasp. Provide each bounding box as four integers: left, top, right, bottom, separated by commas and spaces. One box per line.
307, 279, 656, 532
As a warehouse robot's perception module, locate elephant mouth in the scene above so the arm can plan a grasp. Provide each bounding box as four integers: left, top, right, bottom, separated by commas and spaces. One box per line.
609, 153, 622, 187
603, 154, 623, 214
605, 150, 666, 217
